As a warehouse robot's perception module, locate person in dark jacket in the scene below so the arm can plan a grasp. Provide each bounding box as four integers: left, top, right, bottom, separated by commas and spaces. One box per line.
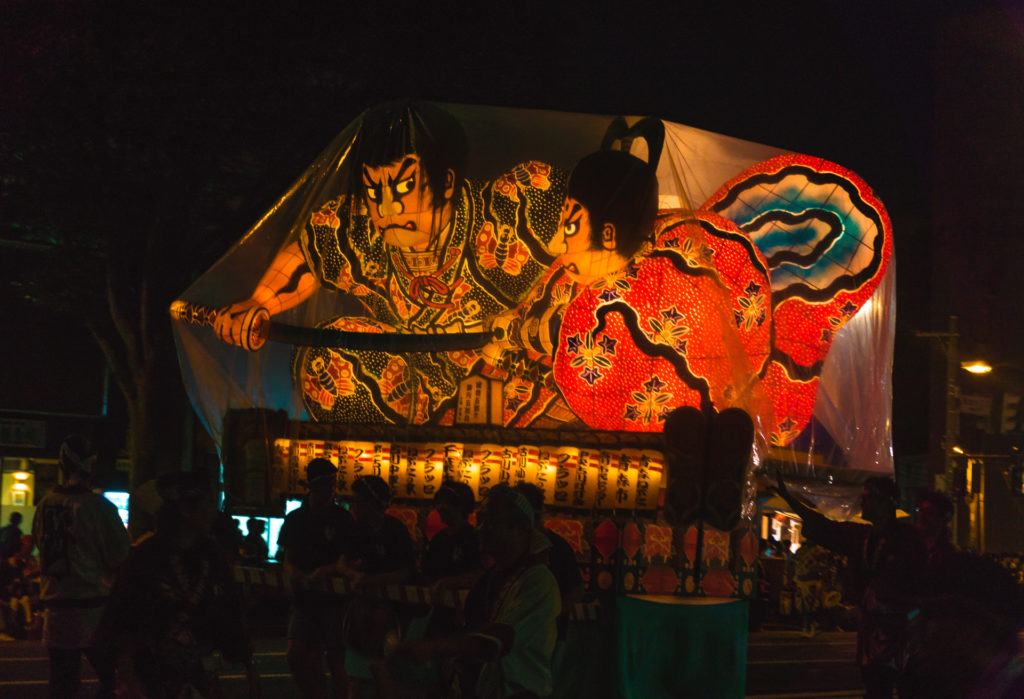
278, 457, 356, 698
421, 480, 481, 591
775, 472, 926, 698
339, 475, 416, 695
0, 511, 23, 559
34, 435, 130, 699
104, 469, 254, 698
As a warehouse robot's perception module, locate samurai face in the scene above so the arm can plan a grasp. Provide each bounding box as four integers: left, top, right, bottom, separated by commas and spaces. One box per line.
362, 154, 455, 251
554, 196, 628, 284
553, 196, 593, 257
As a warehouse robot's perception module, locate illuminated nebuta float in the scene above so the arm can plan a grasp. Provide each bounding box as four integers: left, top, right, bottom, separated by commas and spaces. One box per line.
171, 102, 894, 597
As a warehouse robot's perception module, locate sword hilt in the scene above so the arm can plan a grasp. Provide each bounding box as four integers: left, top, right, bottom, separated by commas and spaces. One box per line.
169, 299, 269, 352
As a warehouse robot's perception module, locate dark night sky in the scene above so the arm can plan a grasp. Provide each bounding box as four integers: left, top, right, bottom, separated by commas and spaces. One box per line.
2, 1, 1021, 461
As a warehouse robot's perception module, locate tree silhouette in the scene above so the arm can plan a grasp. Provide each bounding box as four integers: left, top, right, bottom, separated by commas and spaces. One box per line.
1, 3, 368, 486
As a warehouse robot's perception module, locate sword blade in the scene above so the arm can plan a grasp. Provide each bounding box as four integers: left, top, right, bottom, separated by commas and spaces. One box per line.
267, 322, 493, 351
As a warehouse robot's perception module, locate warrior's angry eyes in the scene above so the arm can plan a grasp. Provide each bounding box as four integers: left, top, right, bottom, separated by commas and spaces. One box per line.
363, 175, 414, 203
394, 175, 415, 195
362, 156, 420, 207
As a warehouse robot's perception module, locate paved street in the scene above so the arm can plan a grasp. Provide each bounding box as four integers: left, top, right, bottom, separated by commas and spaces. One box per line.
0, 637, 295, 699
0, 630, 867, 698
746, 630, 862, 698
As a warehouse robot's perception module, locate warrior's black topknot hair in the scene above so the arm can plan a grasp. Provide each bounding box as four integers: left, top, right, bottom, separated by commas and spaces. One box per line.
567, 116, 664, 259
348, 101, 468, 215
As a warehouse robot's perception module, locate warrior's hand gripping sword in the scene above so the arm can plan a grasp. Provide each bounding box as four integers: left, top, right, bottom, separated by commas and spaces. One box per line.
169, 300, 496, 353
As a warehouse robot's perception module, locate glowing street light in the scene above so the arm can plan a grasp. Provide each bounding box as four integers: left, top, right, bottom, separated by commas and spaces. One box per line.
961, 360, 993, 375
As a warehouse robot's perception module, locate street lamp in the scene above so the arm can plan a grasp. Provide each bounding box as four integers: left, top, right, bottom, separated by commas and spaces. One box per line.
961, 360, 993, 375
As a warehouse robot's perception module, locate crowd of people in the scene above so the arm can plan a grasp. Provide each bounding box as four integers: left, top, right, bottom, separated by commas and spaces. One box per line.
12, 432, 1024, 698
774, 474, 1024, 698
16, 438, 587, 699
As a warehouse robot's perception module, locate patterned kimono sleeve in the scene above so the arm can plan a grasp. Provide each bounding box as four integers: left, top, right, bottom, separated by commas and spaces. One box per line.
470, 162, 569, 309
299, 196, 386, 293
492, 265, 576, 362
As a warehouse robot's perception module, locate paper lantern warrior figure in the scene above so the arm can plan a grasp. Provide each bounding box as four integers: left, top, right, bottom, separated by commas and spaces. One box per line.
490, 117, 892, 445
212, 102, 567, 424
200, 103, 892, 444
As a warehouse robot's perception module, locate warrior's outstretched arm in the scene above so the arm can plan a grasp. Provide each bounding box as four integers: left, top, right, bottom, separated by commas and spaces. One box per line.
249, 241, 318, 315
213, 241, 318, 347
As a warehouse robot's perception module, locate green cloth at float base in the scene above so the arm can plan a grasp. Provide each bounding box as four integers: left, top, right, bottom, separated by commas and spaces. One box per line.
616, 595, 748, 699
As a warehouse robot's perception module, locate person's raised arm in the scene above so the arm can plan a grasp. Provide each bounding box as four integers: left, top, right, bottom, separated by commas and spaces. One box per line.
775, 471, 858, 558
775, 471, 815, 519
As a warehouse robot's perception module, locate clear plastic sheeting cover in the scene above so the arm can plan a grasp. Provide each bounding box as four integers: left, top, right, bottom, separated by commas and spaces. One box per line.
171, 102, 895, 498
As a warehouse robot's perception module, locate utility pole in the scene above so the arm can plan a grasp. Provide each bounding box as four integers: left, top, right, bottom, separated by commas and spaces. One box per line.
916, 315, 960, 545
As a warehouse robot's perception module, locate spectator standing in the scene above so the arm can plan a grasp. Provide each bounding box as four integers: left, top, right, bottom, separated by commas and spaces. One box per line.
2, 536, 38, 638
0, 512, 27, 639
278, 457, 356, 699
512, 482, 584, 641
900, 490, 1024, 696
33, 434, 130, 698
913, 490, 955, 583
775, 473, 926, 699
211, 496, 244, 568
340, 475, 416, 695
389, 485, 561, 699
343, 475, 416, 587
0, 511, 23, 559
103, 470, 254, 698
421, 480, 481, 591
414, 480, 483, 654
242, 518, 270, 565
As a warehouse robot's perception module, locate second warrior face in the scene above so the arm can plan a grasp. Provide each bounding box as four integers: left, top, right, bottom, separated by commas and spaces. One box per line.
554, 195, 628, 284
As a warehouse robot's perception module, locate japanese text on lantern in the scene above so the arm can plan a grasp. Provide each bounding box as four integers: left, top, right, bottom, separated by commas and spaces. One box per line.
499, 447, 516, 487
613, 450, 638, 509
477, 445, 503, 498
551, 446, 578, 506
403, 444, 445, 498
388, 445, 408, 494
443, 443, 462, 482
458, 446, 481, 496
574, 449, 599, 509
350, 441, 390, 481
619, 449, 662, 510
595, 450, 615, 509
536, 448, 556, 505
